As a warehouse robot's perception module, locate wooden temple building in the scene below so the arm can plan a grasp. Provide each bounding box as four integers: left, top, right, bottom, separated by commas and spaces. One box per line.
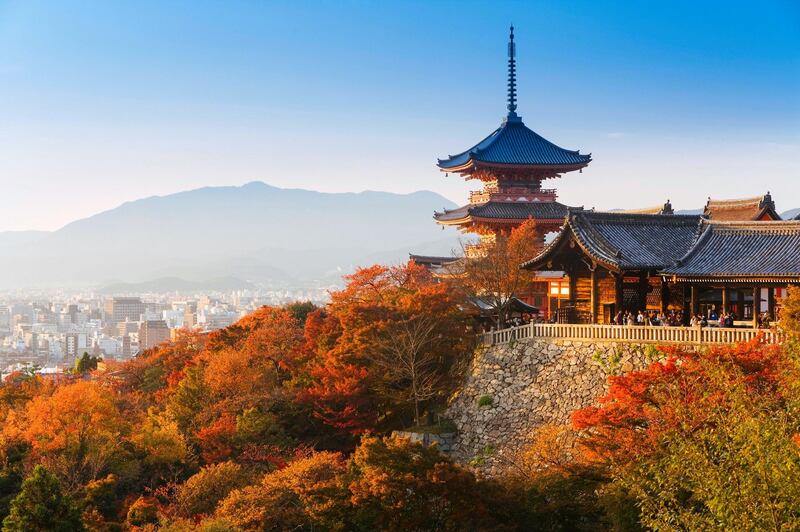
521, 210, 800, 325
413, 28, 799, 326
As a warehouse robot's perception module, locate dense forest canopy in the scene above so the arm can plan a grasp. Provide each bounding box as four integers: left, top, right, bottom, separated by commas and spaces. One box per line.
0, 267, 797, 530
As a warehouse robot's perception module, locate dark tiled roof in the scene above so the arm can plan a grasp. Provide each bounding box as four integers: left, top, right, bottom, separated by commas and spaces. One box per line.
523, 211, 703, 271
663, 220, 800, 280
437, 117, 591, 170
435, 201, 572, 223
408, 254, 459, 266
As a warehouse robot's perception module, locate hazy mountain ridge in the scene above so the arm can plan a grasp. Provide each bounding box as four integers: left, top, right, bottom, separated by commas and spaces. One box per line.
98, 276, 255, 294
0, 182, 459, 289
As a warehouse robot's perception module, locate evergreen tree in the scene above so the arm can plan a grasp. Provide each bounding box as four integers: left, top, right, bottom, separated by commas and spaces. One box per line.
2, 466, 84, 531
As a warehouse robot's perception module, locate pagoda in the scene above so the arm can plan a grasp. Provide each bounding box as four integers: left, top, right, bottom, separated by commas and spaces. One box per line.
434, 27, 591, 244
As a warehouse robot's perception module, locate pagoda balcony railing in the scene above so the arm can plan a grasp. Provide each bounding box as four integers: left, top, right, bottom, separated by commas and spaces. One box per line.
482, 323, 785, 347
469, 189, 559, 204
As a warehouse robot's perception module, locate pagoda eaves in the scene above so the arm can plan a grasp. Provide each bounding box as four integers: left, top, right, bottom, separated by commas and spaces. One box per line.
437, 115, 592, 181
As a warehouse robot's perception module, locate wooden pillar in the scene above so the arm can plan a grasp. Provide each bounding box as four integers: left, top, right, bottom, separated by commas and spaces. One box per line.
590, 268, 598, 324
614, 274, 623, 315
639, 272, 649, 312
660, 278, 670, 313
752, 286, 760, 328
721, 286, 728, 314
568, 271, 577, 307
690, 285, 699, 317
768, 287, 776, 320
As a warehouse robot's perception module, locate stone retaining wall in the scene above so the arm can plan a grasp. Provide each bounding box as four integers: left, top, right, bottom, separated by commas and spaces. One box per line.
445, 339, 663, 474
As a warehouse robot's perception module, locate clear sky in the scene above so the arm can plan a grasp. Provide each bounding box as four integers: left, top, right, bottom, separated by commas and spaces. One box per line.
1, 0, 798, 231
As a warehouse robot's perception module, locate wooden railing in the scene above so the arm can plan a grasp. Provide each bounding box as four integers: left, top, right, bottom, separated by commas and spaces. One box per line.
483, 323, 784, 346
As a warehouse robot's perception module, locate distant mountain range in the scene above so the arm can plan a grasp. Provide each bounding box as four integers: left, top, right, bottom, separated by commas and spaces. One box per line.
0, 182, 461, 290
98, 276, 256, 294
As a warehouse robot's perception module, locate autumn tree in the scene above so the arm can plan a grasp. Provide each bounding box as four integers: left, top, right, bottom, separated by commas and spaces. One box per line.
215, 451, 349, 530
573, 340, 800, 529
18, 381, 129, 491
780, 284, 800, 339
451, 219, 545, 327
348, 435, 502, 531
2, 465, 84, 532
304, 263, 470, 432
173, 461, 253, 518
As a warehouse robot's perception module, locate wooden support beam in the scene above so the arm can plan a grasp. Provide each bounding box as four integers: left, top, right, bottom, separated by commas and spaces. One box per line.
661, 278, 669, 313
752, 286, 760, 328
690, 285, 699, 319
768, 287, 776, 320
614, 274, 623, 316
721, 286, 728, 314
590, 268, 598, 324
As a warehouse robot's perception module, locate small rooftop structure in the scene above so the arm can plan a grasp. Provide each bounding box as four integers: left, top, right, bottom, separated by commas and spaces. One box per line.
703, 192, 780, 221
616, 200, 674, 216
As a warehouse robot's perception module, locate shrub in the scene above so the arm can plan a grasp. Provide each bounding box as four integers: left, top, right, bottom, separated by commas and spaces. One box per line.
478, 395, 493, 407
174, 461, 253, 518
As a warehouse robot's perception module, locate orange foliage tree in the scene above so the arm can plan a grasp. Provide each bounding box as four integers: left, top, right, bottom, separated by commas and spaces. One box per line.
14, 381, 129, 492
572, 339, 800, 529
303, 262, 471, 433
453, 219, 545, 327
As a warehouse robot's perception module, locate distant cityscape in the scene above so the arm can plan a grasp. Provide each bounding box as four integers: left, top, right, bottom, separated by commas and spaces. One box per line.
0, 286, 332, 378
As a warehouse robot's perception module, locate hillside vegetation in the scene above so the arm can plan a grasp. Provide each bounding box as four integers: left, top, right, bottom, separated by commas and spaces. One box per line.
0, 266, 798, 530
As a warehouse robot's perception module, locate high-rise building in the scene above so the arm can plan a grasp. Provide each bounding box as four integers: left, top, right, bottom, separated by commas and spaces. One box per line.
183, 302, 197, 329
104, 297, 145, 324
138, 320, 171, 351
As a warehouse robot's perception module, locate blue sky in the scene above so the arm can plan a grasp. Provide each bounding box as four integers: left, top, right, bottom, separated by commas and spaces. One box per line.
1, 0, 798, 231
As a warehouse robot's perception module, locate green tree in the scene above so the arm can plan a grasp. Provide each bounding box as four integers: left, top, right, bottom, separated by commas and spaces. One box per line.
285, 301, 318, 326
74, 353, 100, 374
2, 465, 84, 532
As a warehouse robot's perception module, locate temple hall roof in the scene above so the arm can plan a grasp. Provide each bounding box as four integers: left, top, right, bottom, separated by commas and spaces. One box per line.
522, 211, 703, 271
703, 193, 780, 221
615, 200, 674, 216
663, 220, 800, 282
435, 200, 573, 225
437, 118, 592, 171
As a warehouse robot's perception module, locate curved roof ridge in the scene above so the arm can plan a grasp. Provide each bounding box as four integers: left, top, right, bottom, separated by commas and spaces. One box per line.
436, 126, 503, 165
437, 118, 591, 170
568, 211, 623, 265
673, 220, 714, 266
579, 211, 700, 224
706, 196, 763, 206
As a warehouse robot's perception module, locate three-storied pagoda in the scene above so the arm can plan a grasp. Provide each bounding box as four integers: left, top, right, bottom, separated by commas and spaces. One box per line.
434, 27, 591, 246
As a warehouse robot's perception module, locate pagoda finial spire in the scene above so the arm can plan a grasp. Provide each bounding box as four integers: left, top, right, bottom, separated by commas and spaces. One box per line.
507, 25, 518, 118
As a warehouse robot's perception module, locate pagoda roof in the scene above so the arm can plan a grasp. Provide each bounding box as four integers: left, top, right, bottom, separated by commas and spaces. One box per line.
703, 193, 780, 221
663, 220, 800, 282
435, 200, 573, 225
437, 116, 592, 172
522, 211, 703, 272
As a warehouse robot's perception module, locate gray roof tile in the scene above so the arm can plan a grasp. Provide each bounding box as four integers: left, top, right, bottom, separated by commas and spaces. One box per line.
437, 117, 591, 170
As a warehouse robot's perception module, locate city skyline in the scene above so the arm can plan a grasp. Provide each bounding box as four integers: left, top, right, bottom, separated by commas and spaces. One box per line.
1, 0, 799, 232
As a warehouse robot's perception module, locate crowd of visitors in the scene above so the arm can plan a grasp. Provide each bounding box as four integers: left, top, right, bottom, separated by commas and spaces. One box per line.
493, 308, 774, 331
